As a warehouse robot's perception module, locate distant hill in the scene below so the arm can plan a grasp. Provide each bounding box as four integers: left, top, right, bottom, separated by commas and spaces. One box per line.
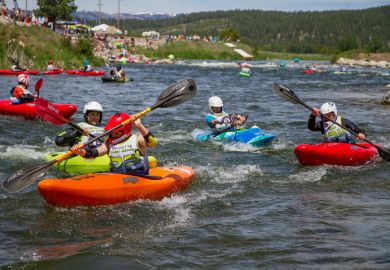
73, 10, 179, 22
90, 5, 390, 54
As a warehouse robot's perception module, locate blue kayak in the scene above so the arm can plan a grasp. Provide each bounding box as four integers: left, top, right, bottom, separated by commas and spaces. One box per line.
196, 126, 275, 147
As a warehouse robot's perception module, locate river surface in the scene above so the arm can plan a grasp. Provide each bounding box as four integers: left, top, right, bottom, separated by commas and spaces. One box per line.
0, 61, 389, 269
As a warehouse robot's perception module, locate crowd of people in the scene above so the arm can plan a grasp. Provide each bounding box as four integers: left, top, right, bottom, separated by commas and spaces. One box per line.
0, 2, 47, 26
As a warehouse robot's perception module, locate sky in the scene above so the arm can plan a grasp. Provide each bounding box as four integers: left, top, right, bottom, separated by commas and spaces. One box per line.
5, 0, 389, 14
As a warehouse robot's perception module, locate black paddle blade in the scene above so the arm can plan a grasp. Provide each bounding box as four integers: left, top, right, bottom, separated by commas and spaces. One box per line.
272, 83, 301, 104
2, 163, 52, 193
155, 79, 197, 108
377, 145, 390, 162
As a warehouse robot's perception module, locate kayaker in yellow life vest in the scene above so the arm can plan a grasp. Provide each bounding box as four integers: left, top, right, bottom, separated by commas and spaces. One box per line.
205, 96, 248, 135
55, 101, 104, 150
309, 102, 365, 143
10, 74, 35, 104
71, 112, 157, 175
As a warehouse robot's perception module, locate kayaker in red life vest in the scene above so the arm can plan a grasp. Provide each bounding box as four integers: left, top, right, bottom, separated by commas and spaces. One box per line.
10, 74, 35, 104
70, 112, 157, 175
309, 102, 365, 143
55, 101, 105, 149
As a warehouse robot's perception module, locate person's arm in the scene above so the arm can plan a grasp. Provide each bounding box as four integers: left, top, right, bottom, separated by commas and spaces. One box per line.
55, 128, 82, 147
70, 140, 108, 158
342, 118, 366, 140
134, 119, 157, 149
308, 108, 322, 131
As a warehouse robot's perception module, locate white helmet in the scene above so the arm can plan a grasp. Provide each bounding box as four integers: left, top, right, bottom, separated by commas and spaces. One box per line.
83, 101, 103, 113
83, 101, 103, 123
320, 102, 337, 117
208, 96, 223, 108
17, 74, 29, 86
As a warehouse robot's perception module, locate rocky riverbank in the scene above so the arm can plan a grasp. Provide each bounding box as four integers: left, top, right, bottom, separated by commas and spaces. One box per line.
337, 53, 390, 68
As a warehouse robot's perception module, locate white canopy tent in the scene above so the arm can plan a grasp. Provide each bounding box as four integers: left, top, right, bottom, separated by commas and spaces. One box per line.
91, 24, 110, 32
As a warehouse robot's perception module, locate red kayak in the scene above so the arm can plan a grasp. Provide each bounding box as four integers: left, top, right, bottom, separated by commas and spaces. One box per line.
43, 69, 64, 75
65, 70, 105, 76
0, 98, 77, 119
294, 142, 378, 166
303, 69, 315, 74
0, 70, 40, 75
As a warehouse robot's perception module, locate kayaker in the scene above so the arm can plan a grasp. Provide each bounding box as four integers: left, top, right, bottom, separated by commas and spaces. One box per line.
115, 65, 125, 80
309, 102, 366, 143
71, 112, 157, 175
10, 74, 35, 104
382, 91, 390, 105
205, 96, 247, 134
82, 59, 93, 72
47, 60, 58, 71
337, 65, 347, 72
55, 101, 104, 149
10, 64, 24, 72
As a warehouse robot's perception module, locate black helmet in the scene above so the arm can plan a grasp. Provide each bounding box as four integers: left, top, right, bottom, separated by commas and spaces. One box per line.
116, 65, 122, 71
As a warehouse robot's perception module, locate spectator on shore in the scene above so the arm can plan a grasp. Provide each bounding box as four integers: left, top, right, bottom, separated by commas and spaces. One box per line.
1, 3, 7, 17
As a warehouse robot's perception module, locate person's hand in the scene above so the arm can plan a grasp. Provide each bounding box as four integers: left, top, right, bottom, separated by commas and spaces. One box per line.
357, 133, 366, 140
82, 128, 89, 136
134, 119, 142, 128
70, 144, 86, 157
311, 108, 320, 116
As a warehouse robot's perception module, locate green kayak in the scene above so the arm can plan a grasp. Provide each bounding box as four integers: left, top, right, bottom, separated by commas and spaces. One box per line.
239, 71, 251, 77
47, 152, 157, 174
101, 76, 132, 83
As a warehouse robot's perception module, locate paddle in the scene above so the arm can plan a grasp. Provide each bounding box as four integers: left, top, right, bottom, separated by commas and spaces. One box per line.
2, 78, 197, 193
34, 78, 43, 98
272, 83, 390, 162
35, 98, 94, 137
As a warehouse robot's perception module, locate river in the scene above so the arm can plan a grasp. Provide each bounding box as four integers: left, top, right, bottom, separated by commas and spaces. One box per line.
0, 61, 389, 269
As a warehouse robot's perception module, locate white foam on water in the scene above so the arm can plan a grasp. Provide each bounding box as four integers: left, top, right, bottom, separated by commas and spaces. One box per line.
196, 164, 263, 184
158, 195, 193, 228
270, 136, 291, 151
179, 61, 239, 68
0, 144, 48, 160
220, 141, 258, 152
288, 167, 328, 183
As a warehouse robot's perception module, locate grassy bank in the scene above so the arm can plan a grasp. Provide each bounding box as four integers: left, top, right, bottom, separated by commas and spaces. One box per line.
134, 40, 333, 61
0, 24, 104, 70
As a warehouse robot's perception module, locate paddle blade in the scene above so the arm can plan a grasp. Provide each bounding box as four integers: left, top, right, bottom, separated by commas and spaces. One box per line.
155, 79, 197, 108
35, 98, 67, 125
35, 78, 43, 92
377, 145, 390, 162
272, 83, 301, 104
2, 163, 52, 193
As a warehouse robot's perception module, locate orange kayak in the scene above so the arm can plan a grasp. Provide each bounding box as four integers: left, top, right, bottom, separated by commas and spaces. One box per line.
38, 166, 195, 207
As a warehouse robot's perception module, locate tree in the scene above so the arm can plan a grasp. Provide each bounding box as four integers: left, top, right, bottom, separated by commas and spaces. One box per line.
366, 36, 385, 53
219, 28, 240, 42
35, 0, 77, 30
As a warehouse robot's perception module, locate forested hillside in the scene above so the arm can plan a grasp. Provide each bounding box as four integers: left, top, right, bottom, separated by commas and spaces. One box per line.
100, 5, 390, 54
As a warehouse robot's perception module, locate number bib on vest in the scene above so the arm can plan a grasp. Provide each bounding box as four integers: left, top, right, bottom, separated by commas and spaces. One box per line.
322, 116, 352, 143
108, 134, 146, 173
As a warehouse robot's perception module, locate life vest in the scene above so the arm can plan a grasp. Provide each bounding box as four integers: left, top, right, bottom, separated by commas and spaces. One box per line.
108, 134, 148, 174
10, 85, 31, 104
77, 122, 105, 149
206, 111, 233, 133
322, 116, 353, 143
